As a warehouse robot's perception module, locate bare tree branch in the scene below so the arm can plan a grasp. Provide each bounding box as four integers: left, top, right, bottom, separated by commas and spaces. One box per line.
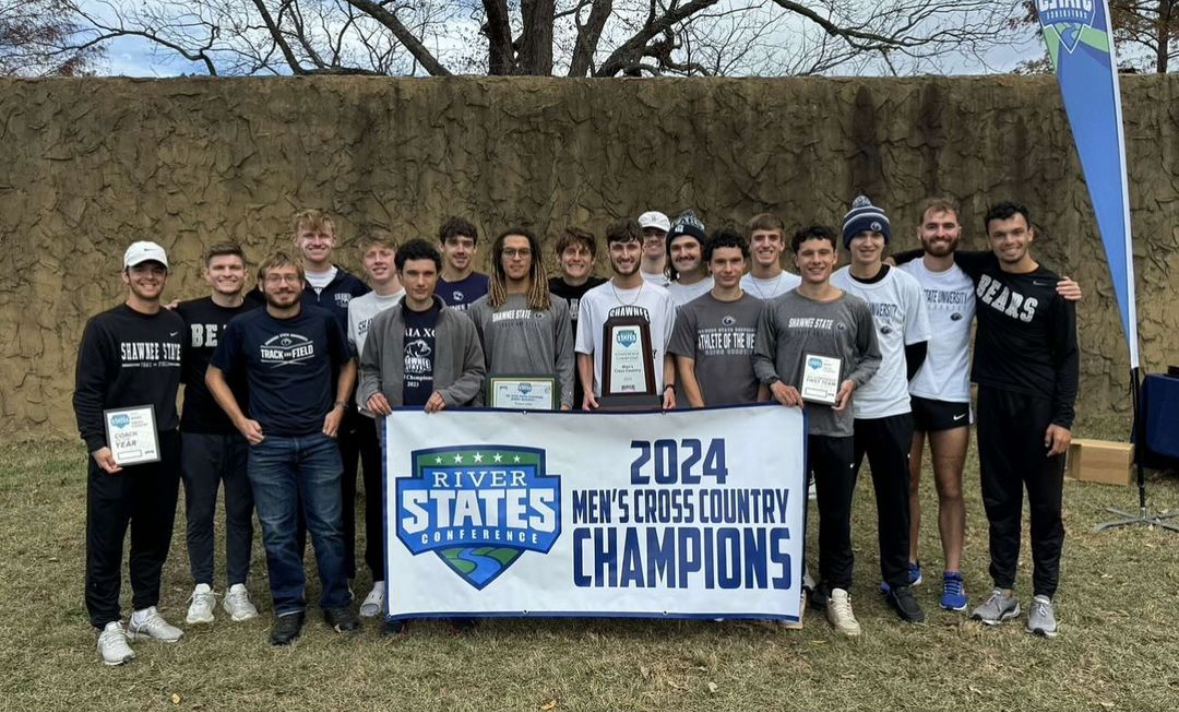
343, 0, 450, 75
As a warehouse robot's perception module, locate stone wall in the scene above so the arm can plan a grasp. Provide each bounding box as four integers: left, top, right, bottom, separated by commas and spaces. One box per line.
1, 75, 1176, 440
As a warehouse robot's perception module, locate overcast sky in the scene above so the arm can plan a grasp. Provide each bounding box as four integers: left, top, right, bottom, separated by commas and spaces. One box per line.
82, 1, 1045, 78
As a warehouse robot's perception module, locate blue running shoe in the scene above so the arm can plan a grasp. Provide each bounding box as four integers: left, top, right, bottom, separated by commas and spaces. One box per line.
940, 571, 968, 611
881, 561, 922, 594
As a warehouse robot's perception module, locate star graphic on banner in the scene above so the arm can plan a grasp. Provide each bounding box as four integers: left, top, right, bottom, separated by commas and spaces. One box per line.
453, 453, 464, 464
434, 456, 443, 464
513, 455, 521, 463
473, 452, 484, 463
493, 453, 503, 463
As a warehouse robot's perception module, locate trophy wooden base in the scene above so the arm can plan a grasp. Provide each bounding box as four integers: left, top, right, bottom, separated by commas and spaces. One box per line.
598, 393, 662, 412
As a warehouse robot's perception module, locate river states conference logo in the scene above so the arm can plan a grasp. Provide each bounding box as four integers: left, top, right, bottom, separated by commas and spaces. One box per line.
1036, 0, 1100, 54
396, 446, 561, 590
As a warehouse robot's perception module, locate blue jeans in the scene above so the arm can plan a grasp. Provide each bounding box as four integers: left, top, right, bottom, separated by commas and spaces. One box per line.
248, 433, 350, 616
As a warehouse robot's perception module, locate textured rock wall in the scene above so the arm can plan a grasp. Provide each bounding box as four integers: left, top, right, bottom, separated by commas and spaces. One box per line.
1, 75, 1176, 440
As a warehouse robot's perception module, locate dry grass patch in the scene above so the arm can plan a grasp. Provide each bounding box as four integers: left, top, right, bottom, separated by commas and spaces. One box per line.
1, 427, 1177, 711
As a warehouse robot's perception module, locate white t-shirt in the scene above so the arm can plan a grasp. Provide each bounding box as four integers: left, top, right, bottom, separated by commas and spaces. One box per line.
831, 266, 930, 419
305, 266, 338, 294
741, 271, 802, 301
641, 270, 671, 287
347, 289, 405, 358
899, 259, 975, 403
575, 280, 677, 396
667, 277, 714, 307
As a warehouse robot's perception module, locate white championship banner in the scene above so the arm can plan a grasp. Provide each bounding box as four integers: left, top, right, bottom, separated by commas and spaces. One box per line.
383, 404, 806, 621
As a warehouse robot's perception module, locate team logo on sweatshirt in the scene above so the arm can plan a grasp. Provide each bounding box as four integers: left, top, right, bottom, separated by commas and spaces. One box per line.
396, 446, 562, 590
334, 293, 352, 309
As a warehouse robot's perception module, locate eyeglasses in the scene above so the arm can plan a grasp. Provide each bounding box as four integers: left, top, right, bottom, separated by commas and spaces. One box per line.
501, 248, 532, 258
264, 274, 302, 284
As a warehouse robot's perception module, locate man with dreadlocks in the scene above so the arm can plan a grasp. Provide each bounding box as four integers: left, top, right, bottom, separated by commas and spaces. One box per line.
468, 228, 575, 411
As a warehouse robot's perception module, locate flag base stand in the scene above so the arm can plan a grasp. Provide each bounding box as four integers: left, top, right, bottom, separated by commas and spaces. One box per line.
1094, 368, 1179, 534
1095, 506, 1179, 533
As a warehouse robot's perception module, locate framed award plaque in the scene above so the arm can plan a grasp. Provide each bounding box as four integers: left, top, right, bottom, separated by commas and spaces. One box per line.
488, 375, 559, 411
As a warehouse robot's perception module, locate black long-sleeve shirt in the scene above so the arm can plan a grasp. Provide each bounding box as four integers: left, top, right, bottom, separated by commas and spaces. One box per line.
73, 304, 185, 452
894, 249, 1079, 428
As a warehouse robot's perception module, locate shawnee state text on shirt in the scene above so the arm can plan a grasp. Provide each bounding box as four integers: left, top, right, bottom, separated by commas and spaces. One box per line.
831, 266, 930, 420
348, 290, 405, 359
752, 290, 881, 438
467, 293, 575, 409
898, 259, 974, 403
575, 281, 676, 396
741, 272, 802, 301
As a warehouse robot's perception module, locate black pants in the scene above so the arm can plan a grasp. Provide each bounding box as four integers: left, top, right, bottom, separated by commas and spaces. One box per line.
85, 431, 181, 629
346, 415, 384, 580
853, 413, 914, 589
976, 387, 1065, 598
180, 432, 254, 587
809, 434, 857, 592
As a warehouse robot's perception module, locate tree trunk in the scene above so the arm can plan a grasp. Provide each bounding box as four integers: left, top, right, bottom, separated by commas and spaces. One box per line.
517, 0, 555, 75
569, 0, 613, 77
1156, 0, 1172, 73
483, 0, 515, 74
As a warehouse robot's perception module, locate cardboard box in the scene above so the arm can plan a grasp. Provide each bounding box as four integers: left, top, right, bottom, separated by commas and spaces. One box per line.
1066, 439, 1134, 486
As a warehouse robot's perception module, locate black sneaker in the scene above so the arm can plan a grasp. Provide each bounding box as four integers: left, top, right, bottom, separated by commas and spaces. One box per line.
269, 612, 305, 646
449, 617, 479, 635
886, 585, 926, 623
324, 606, 360, 634
381, 618, 412, 637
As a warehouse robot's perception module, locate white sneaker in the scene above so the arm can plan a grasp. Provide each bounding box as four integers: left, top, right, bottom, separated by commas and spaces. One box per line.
97, 621, 135, 666
826, 588, 861, 636
222, 583, 259, 622
186, 584, 216, 625
359, 581, 386, 618
127, 606, 184, 643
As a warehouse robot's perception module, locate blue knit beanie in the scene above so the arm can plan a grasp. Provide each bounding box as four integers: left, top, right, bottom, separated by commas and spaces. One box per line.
842, 195, 891, 248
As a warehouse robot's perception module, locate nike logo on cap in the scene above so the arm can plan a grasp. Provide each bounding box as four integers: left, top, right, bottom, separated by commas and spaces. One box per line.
953, 414, 966, 421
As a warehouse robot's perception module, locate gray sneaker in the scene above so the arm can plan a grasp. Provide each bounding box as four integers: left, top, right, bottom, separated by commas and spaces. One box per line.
971, 589, 1020, 625
1026, 595, 1058, 638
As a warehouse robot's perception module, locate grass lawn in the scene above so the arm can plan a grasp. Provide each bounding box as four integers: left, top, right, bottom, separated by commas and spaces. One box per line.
2, 418, 1178, 712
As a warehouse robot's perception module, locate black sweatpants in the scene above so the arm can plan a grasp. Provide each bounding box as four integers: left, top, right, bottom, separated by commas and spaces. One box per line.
853, 413, 914, 589
85, 431, 182, 629
809, 434, 857, 592
976, 387, 1065, 598
346, 415, 384, 581
180, 432, 254, 587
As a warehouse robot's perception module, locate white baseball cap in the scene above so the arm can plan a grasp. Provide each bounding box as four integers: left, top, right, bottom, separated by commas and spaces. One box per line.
637, 211, 671, 232
123, 241, 169, 270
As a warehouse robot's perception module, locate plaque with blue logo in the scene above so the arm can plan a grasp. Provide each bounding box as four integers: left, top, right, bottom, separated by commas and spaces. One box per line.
488, 375, 559, 411
800, 353, 841, 406
600, 315, 659, 410
103, 405, 160, 465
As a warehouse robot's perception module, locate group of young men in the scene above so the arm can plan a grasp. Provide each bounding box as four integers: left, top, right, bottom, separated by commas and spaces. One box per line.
73, 197, 1080, 666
